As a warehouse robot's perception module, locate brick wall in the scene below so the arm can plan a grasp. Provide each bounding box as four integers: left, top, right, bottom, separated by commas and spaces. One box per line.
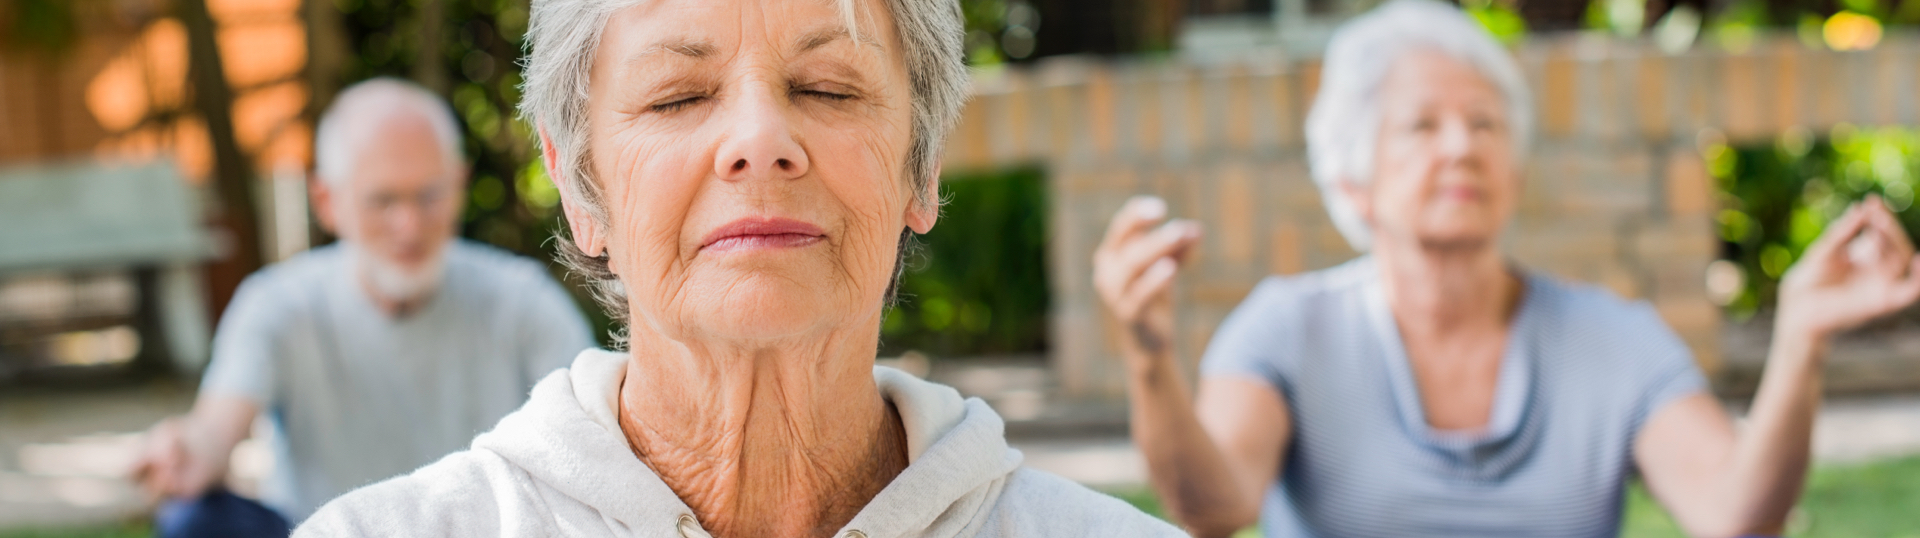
944, 34, 1918, 398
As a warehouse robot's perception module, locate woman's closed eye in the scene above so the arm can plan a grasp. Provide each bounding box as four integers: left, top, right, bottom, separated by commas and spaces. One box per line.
793, 86, 857, 103
1468, 112, 1501, 133
650, 94, 707, 113
646, 88, 854, 114
798, 89, 853, 101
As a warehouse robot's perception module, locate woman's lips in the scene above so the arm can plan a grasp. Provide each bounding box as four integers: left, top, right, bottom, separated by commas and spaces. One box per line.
700, 217, 827, 253
1437, 185, 1484, 202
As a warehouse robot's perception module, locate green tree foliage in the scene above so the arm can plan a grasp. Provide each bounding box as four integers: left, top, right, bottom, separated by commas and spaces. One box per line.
882, 168, 1051, 357
0, 0, 79, 55
1462, 0, 1528, 44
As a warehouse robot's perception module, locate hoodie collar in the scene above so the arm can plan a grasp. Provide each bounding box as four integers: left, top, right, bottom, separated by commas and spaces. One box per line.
476, 350, 1022, 538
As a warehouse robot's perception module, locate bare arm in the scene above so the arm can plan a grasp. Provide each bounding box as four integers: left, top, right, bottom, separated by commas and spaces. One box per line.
1636, 197, 1920, 538
1131, 372, 1290, 538
1095, 196, 1291, 537
132, 393, 260, 500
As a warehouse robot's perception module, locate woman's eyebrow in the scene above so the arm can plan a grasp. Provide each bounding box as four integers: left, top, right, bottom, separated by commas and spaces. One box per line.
795, 26, 882, 54
633, 38, 716, 61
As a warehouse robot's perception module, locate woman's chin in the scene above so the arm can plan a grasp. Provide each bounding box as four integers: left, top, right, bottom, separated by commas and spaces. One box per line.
1411, 215, 1506, 247
681, 288, 866, 341
682, 310, 847, 344
1411, 229, 1500, 251
639, 264, 886, 344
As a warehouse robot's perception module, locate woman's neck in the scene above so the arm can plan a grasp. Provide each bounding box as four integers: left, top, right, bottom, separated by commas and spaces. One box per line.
616, 326, 908, 538
1371, 236, 1522, 338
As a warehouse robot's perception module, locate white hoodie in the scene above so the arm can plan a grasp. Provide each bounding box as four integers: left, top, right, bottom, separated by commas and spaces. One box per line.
296, 350, 1184, 537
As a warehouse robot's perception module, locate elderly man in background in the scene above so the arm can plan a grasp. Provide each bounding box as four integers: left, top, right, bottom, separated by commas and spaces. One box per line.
131, 77, 596, 537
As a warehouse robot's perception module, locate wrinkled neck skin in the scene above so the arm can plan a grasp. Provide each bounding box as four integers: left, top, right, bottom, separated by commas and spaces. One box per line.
1371, 233, 1523, 340
616, 315, 909, 538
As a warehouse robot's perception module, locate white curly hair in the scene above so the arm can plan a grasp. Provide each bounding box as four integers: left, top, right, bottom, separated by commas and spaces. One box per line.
1305, 0, 1534, 252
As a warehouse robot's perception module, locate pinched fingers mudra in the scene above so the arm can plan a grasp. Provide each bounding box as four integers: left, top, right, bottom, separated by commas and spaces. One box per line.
1093, 196, 1203, 361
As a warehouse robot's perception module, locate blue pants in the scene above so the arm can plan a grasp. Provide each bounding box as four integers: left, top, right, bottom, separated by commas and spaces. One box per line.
155, 490, 290, 538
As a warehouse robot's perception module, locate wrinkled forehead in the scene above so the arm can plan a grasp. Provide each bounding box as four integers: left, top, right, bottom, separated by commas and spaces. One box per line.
595, 0, 898, 67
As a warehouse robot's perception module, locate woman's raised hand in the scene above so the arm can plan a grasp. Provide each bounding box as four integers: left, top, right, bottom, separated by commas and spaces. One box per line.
1094, 196, 1204, 366
1777, 196, 1920, 345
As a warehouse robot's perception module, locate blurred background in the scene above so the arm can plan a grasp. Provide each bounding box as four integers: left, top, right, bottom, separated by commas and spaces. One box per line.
2, 0, 1919, 535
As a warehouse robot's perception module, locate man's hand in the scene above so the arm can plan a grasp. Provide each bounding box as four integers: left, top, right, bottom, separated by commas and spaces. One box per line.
130, 395, 260, 501
1777, 196, 1920, 348
131, 418, 220, 500
1093, 196, 1203, 367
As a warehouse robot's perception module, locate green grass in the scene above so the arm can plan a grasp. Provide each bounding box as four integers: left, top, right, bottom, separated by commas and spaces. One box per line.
1104, 454, 1920, 538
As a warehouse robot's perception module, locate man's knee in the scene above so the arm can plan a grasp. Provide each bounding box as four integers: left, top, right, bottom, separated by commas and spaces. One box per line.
156, 490, 290, 538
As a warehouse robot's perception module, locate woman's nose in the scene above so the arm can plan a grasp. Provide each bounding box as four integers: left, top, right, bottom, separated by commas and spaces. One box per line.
713, 90, 810, 182
1436, 118, 1473, 159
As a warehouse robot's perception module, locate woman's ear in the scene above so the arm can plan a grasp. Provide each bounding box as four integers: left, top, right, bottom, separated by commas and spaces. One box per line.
1338, 178, 1373, 223
905, 167, 941, 234
540, 125, 607, 257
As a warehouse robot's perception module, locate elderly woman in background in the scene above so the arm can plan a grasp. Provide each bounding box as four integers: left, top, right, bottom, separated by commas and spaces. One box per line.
1096, 1, 1920, 537
295, 0, 1180, 537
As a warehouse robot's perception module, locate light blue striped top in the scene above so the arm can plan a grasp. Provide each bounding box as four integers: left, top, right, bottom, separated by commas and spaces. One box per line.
1200, 257, 1706, 537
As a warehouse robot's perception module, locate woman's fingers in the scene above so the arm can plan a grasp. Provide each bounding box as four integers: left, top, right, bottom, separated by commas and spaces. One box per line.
1847, 230, 1883, 268
1095, 197, 1168, 309
1802, 202, 1871, 268
1097, 220, 1201, 314
1859, 196, 1916, 273
1881, 256, 1920, 312
1099, 196, 1169, 255
1118, 257, 1181, 317
1114, 220, 1202, 283
1093, 196, 1199, 344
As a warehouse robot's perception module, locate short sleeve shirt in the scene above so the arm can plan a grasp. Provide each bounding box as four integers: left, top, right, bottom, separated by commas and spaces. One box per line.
1200, 257, 1706, 537
199, 240, 596, 522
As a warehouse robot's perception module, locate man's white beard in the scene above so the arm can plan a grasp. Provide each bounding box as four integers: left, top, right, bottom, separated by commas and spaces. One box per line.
346, 243, 446, 305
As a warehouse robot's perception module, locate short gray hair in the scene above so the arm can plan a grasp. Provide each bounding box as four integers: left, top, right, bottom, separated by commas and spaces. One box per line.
314, 77, 465, 186
1304, 0, 1534, 252
519, 0, 969, 331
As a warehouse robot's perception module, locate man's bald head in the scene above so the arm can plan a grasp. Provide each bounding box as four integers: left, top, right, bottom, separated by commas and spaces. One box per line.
314, 77, 465, 186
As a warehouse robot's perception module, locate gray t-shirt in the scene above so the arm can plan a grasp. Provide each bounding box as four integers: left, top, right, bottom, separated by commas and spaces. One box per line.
200, 240, 596, 522
1201, 257, 1706, 537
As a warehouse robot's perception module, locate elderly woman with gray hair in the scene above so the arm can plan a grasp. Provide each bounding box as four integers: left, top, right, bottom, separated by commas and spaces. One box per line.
295, 0, 1180, 537
1096, 1, 1920, 537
